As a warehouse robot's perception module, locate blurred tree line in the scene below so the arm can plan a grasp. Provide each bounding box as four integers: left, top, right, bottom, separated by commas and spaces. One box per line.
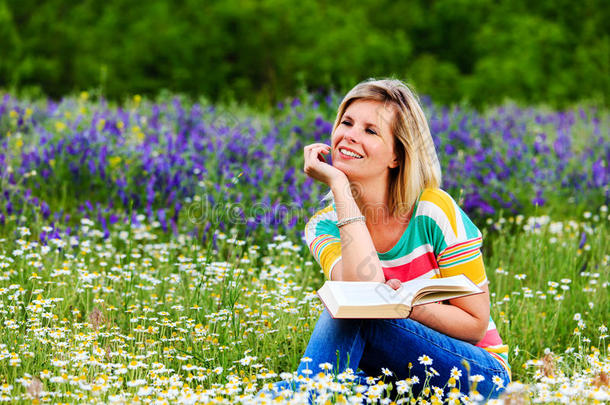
0, 0, 608, 107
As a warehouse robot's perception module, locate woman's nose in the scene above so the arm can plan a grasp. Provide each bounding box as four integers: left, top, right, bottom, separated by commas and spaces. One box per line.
345, 127, 359, 143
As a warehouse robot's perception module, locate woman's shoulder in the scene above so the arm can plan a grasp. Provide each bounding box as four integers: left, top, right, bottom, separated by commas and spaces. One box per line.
415, 188, 481, 241
417, 188, 460, 217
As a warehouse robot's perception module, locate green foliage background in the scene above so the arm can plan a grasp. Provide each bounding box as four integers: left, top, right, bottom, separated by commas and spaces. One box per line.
0, 0, 608, 107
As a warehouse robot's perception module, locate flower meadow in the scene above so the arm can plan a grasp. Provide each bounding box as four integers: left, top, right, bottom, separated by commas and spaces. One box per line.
0, 91, 608, 404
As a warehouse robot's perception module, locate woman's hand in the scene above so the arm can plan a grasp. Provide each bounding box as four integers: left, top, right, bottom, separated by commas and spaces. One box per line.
385, 278, 401, 290
303, 143, 347, 187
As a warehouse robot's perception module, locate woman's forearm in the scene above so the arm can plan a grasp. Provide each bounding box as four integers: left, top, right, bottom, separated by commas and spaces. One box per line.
410, 302, 488, 344
330, 178, 385, 282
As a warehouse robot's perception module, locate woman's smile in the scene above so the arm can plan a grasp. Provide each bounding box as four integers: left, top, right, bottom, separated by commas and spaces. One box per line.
338, 147, 363, 159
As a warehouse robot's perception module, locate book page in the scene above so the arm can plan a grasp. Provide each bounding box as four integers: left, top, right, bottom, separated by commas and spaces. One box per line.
401, 274, 477, 293
409, 275, 481, 305
330, 282, 415, 307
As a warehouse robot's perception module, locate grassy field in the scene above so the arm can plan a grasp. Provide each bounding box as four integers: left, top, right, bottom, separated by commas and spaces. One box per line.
0, 92, 608, 403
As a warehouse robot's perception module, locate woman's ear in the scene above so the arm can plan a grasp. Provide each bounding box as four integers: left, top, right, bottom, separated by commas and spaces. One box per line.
389, 155, 399, 169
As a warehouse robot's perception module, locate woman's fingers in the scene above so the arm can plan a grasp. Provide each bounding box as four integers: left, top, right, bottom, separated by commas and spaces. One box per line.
316, 148, 328, 162
305, 143, 331, 153
304, 144, 331, 159
385, 279, 402, 290
304, 144, 331, 170
304, 143, 331, 151
303, 143, 345, 186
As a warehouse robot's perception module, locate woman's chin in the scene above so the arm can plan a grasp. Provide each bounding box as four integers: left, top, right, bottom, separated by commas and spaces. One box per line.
335, 168, 363, 182
333, 164, 354, 177
333, 164, 388, 184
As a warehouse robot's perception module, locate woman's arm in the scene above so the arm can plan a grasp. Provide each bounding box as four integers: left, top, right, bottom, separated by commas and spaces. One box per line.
329, 176, 385, 282
303, 143, 385, 282
408, 283, 491, 344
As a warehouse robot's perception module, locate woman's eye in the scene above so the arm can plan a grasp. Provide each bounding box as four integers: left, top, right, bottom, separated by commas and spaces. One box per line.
366, 128, 377, 135
341, 120, 352, 126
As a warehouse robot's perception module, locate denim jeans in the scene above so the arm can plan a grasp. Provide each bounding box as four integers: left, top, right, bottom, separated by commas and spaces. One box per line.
289, 309, 510, 400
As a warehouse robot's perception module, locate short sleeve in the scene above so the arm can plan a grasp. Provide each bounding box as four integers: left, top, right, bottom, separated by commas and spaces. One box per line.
417, 189, 487, 286
304, 205, 342, 280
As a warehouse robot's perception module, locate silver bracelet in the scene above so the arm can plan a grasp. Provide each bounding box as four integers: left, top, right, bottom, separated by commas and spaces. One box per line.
336, 215, 366, 228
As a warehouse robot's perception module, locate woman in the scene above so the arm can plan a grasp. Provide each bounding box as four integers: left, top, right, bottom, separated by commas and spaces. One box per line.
294, 79, 510, 400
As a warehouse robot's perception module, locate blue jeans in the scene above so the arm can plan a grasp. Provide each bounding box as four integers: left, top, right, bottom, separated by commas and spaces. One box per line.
291, 309, 510, 400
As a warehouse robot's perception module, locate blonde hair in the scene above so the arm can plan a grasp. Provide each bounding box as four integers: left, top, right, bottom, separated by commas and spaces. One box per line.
324, 78, 441, 216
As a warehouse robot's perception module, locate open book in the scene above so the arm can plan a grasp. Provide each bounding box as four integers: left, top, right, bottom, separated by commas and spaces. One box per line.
317, 274, 483, 319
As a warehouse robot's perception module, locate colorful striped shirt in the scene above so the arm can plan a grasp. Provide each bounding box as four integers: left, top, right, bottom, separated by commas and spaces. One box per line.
304, 188, 510, 373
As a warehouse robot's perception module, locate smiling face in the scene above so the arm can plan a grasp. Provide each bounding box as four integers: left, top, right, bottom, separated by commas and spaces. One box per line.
331, 99, 399, 181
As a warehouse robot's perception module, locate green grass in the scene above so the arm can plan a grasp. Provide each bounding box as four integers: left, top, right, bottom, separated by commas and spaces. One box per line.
0, 206, 608, 403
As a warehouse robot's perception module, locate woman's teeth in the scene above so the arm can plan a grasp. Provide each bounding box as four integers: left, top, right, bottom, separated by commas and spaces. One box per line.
340, 148, 363, 158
